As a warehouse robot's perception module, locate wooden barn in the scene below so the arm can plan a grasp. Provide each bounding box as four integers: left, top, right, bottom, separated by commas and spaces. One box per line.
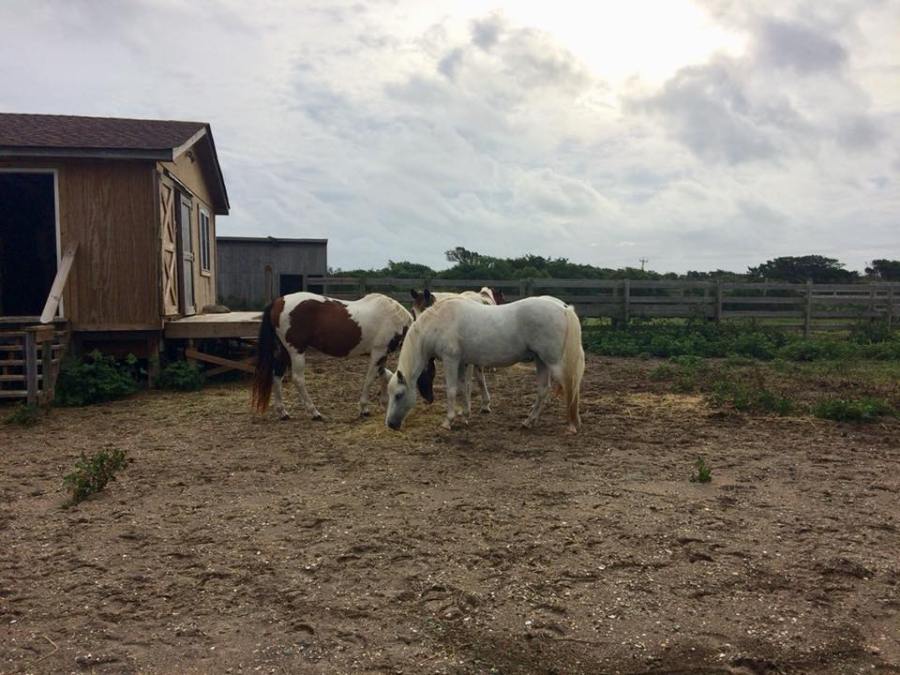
216, 236, 328, 309
0, 112, 230, 401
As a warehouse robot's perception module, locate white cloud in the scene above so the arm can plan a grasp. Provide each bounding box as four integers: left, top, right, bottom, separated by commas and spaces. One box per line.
0, 0, 898, 273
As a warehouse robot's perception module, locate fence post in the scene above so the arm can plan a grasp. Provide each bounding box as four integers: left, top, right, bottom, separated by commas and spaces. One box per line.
24, 330, 38, 406
41, 340, 53, 405
887, 286, 894, 329
715, 280, 723, 323
623, 279, 631, 324
359, 278, 367, 299
804, 279, 813, 338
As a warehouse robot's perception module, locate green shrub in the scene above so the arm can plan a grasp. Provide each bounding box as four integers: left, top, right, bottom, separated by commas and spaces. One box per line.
690, 456, 712, 483
813, 397, 895, 423
4, 403, 41, 427
55, 351, 138, 406
63, 449, 128, 505
583, 319, 900, 362
157, 360, 204, 391
849, 320, 894, 345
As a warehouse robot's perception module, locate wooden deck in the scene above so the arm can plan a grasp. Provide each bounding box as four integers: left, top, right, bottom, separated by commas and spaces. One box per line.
164, 312, 262, 377
164, 311, 262, 339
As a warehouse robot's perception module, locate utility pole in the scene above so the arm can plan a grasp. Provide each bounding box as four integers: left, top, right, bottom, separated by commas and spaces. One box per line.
639, 257, 648, 272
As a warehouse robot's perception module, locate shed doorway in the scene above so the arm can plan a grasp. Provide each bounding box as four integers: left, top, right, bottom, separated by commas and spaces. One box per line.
175, 192, 195, 316
0, 172, 57, 316
279, 273, 303, 296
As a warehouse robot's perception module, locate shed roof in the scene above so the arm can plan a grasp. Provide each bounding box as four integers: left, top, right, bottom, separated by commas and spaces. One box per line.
0, 113, 229, 214
217, 236, 328, 246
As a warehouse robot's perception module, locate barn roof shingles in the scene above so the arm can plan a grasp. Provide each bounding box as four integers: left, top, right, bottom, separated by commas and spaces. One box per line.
0, 112, 229, 214
0, 113, 206, 151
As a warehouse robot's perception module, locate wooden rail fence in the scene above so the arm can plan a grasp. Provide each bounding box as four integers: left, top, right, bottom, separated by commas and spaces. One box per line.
305, 277, 900, 336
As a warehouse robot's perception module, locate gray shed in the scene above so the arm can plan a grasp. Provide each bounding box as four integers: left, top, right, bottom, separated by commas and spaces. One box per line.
216, 236, 327, 309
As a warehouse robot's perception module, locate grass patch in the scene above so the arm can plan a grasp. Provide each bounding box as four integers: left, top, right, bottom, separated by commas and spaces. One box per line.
812, 397, 895, 423
63, 448, 128, 506
4, 403, 42, 427
157, 360, 204, 391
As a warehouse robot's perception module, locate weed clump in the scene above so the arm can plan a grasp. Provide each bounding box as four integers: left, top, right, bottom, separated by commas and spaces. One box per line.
4, 403, 41, 427
63, 449, 128, 505
710, 378, 794, 415
690, 456, 712, 483
157, 360, 204, 391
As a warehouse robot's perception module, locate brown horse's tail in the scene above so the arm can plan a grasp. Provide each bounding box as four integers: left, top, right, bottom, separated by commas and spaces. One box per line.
251, 303, 278, 413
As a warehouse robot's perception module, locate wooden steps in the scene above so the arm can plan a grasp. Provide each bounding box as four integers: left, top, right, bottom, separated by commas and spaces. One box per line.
0, 322, 70, 405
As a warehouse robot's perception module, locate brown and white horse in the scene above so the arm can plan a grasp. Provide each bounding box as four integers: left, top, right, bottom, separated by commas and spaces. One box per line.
409, 287, 505, 414
251, 292, 413, 420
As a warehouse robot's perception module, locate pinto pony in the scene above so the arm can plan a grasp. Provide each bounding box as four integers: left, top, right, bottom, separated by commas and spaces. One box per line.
386, 296, 585, 433
409, 287, 505, 318
252, 292, 413, 420
409, 286, 505, 414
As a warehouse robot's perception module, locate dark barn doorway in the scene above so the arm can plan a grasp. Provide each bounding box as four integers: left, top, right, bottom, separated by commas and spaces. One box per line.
279, 273, 303, 296
0, 172, 57, 316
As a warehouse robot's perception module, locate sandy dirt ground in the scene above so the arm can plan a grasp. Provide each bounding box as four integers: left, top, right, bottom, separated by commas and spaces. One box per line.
1, 354, 899, 674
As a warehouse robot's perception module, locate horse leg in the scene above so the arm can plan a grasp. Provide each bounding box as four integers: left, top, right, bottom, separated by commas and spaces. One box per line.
442, 357, 462, 430
547, 361, 579, 434
289, 352, 323, 420
522, 359, 551, 428
358, 352, 382, 417
462, 363, 473, 417
376, 352, 391, 407
475, 365, 491, 413
272, 375, 290, 420
272, 348, 291, 420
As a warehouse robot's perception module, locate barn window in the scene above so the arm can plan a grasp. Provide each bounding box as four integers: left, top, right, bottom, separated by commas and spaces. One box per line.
199, 208, 211, 273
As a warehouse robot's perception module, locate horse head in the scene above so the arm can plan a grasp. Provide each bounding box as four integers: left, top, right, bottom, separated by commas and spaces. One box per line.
409, 288, 435, 319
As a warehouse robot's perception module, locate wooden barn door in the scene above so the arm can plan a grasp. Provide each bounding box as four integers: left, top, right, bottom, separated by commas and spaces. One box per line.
159, 178, 180, 317
176, 193, 195, 316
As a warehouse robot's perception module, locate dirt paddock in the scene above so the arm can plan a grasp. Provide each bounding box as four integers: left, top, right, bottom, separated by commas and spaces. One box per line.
2, 354, 899, 674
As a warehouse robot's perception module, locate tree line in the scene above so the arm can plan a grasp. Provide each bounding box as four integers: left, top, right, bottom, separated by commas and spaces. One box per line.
333, 248, 900, 284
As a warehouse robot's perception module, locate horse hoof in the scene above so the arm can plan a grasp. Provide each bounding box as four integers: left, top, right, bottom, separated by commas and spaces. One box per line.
360, 409, 371, 418
566, 424, 578, 435
441, 420, 452, 431
480, 406, 491, 414
521, 420, 534, 429
278, 413, 290, 421
312, 413, 326, 422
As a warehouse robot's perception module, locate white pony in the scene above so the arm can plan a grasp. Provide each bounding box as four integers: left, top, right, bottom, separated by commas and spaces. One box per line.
252, 292, 413, 420
409, 286, 505, 414
386, 296, 585, 433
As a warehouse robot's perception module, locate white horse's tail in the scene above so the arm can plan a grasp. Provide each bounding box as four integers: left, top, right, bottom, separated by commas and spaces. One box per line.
560, 305, 585, 432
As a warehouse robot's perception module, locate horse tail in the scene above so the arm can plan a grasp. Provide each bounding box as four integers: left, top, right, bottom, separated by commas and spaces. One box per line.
251, 302, 278, 413
560, 305, 585, 432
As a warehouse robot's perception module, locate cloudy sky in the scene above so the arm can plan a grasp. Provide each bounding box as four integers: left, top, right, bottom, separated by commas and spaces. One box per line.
1, 0, 898, 273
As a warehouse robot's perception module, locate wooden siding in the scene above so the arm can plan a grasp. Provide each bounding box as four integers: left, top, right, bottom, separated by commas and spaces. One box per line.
216, 241, 328, 308
159, 152, 217, 310
0, 158, 161, 330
